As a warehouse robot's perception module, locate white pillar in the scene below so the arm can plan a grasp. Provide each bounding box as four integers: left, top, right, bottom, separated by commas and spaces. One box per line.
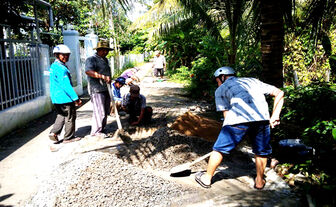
39, 44, 51, 96
84, 31, 98, 58
63, 29, 83, 95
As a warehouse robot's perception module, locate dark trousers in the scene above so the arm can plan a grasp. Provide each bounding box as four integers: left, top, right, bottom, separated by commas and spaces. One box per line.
50, 102, 76, 140
129, 106, 153, 124
154, 68, 164, 77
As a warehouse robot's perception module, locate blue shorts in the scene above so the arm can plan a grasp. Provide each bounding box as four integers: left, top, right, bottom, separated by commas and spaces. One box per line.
213, 121, 272, 156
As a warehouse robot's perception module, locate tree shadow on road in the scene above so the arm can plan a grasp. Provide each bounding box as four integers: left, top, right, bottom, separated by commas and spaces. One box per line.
0, 94, 91, 161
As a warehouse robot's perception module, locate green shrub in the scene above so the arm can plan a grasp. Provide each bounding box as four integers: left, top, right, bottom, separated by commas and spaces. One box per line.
186, 57, 218, 99
273, 83, 336, 145
170, 66, 193, 84
122, 61, 136, 70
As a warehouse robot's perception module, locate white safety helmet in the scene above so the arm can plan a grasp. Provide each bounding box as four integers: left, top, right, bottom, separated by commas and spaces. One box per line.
53, 44, 71, 54
214, 66, 235, 78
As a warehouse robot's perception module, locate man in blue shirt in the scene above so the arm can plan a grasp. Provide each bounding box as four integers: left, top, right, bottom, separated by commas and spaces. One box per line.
195, 66, 284, 190
111, 77, 125, 113
49, 45, 82, 144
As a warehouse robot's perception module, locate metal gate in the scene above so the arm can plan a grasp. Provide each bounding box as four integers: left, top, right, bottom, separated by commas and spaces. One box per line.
0, 39, 43, 111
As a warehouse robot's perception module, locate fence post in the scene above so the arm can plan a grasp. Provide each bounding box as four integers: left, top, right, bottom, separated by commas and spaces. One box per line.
63, 28, 83, 96
39, 44, 51, 96
84, 31, 98, 58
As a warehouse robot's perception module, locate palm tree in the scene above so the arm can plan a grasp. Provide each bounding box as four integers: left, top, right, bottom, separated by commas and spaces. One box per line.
259, 0, 285, 87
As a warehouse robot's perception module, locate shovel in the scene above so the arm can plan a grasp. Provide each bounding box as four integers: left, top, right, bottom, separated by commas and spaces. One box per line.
170, 152, 211, 177
107, 83, 130, 141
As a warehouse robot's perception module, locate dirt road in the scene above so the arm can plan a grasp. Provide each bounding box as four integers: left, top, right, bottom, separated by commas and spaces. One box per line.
0, 62, 299, 206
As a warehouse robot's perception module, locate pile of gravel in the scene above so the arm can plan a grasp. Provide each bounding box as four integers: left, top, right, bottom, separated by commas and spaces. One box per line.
26, 152, 103, 207
116, 127, 214, 171
26, 151, 197, 207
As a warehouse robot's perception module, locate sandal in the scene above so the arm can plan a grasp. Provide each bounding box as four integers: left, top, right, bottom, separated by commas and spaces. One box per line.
254, 178, 266, 190
195, 172, 211, 188
48, 133, 59, 142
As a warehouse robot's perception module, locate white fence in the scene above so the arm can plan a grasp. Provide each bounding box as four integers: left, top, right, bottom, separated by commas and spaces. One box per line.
110, 54, 145, 76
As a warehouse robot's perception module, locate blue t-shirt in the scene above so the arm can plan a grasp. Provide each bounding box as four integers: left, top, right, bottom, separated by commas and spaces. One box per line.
112, 83, 122, 101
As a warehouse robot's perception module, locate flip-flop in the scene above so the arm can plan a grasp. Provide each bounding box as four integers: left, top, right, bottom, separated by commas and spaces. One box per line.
195, 172, 211, 188
254, 178, 266, 190
63, 137, 81, 144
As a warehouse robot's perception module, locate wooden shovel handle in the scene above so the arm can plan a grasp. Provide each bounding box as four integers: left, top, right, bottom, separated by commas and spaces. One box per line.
107, 83, 122, 130
190, 152, 211, 166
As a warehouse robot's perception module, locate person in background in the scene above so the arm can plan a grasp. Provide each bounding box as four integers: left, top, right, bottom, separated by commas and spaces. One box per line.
121, 85, 152, 125
111, 77, 126, 113
195, 66, 284, 190
120, 67, 140, 85
49, 44, 82, 146
152, 51, 166, 79
85, 40, 113, 138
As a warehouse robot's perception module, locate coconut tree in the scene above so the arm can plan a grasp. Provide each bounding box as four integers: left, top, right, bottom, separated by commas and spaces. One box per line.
259, 0, 286, 87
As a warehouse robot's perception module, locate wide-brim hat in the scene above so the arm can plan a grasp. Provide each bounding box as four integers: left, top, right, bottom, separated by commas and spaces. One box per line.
94, 41, 113, 50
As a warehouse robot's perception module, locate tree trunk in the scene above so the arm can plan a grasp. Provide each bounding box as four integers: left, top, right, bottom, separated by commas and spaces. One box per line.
260, 0, 284, 87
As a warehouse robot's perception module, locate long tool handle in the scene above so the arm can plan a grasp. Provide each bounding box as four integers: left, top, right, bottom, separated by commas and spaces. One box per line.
190, 152, 211, 166
107, 83, 122, 130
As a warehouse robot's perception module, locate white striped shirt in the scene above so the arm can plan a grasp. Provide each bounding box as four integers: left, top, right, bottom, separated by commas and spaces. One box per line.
215, 77, 277, 126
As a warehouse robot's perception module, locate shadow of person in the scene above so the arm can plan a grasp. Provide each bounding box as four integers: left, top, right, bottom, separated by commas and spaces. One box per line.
0, 193, 14, 204
75, 125, 91, 137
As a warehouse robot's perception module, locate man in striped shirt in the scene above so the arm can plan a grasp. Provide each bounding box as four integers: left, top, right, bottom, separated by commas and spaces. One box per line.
195, 66, 284, 190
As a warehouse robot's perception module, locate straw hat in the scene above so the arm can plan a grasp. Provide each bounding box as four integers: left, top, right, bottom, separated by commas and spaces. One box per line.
94, 40, 113, 50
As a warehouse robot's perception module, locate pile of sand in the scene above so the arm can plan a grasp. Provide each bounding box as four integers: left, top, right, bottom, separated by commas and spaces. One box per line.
170, 112, 222, 142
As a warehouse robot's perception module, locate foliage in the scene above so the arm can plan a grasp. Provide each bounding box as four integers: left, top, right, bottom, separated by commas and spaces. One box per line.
119, 31, 148, 54
187, 57, 218, 99
273, 83, 336, 142
283, 32, 332, 86
272, 83, 336, 185
303, 119, 336, 149
169, 66, 193, 84
1, 0, 30, 36
121, 61, 136, 70
271, 83, 336, 205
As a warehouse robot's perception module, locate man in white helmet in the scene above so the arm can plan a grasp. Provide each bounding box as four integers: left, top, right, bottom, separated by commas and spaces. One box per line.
195, 66, 284, 190
49, 44, 82, 147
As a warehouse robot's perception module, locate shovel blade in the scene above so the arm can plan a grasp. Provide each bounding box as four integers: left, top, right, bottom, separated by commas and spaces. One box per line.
170, 163, 192, 177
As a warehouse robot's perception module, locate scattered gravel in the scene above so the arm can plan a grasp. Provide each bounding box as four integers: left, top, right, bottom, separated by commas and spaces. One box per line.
26, 150, 198, 207
23, 66, 297, 207
116, 127, 213, 171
